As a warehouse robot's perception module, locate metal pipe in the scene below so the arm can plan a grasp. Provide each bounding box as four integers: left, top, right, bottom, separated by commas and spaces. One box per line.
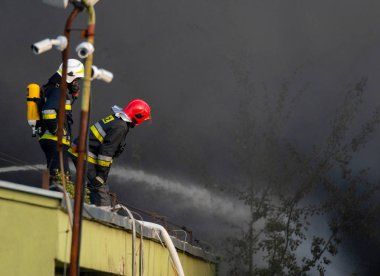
130, 210, 145, 276
131, 211, 145, 276
57, 6, 81, 152
137, 221, 185, 276
59, 152, 73, 228
56, 5, 82, 230
69, 2, 95, 276
140, 222, 144, 276
120, 206, 137, 276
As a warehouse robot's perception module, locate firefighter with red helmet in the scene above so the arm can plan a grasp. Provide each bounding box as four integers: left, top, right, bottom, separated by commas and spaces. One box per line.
69, 99, 151, 207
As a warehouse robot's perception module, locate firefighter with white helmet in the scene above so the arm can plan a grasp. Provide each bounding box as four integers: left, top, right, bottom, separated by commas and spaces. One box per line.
57, 58, 85, 84
39, 59, 84, 187
69, 99, 152, 207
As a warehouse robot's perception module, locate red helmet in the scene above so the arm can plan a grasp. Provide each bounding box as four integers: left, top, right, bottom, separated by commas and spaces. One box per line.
123, 99, 151, 125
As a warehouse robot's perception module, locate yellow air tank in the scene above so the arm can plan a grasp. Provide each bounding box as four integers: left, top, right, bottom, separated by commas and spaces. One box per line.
26, 83, 41, 136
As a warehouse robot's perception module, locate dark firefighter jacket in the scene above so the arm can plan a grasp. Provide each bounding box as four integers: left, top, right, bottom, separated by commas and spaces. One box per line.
70, 114, 130, 180
39, 73, 73, 146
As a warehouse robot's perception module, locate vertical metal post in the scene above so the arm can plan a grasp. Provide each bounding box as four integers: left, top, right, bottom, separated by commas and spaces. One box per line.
56, 6, 82, 229
57, 7, 82, 152
42, 169, 50, 190
69, 2, 95, 276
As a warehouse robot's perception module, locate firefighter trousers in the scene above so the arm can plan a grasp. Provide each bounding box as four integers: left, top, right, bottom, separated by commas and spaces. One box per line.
69, 154, 111, 206
39, 139, 70, 186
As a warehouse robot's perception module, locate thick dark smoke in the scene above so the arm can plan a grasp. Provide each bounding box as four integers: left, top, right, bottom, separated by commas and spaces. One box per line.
1, 0, 380, 274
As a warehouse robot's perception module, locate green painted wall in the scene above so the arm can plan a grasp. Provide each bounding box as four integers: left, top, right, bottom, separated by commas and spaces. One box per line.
0, 188, 59, 276
0, 184, 216, 276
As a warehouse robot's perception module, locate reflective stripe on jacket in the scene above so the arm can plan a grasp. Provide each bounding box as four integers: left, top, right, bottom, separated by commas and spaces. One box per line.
70, 114, 129, 180
40, 74, 73, 144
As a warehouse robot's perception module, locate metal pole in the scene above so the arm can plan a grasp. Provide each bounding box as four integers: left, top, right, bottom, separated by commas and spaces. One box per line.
56, 6, 83, 230
121, 206, 137, 276
69, 2, 95, 276
57, 6, 82, 152
57, 6, 83, 229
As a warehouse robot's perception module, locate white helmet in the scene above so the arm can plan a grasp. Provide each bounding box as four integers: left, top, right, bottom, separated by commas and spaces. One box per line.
57, 59, 84, 83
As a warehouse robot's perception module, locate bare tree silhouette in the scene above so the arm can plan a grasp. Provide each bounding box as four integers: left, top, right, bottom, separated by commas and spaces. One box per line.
224, 65, 380, 275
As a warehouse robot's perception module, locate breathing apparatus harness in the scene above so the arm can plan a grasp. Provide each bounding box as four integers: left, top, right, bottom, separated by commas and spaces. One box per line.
26, 73, 80, 137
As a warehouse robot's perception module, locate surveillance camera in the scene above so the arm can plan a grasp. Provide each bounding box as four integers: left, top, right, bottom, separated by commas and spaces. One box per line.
42, 0, 99, 9
91, 65, 114, 83
42, 0, 68, 8
31, 39, 52, 55
31, 36, 67, 55
75, 42, 95, 59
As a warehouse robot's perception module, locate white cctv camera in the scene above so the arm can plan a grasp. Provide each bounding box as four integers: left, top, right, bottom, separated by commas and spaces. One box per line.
42, 0, 99, 9
91, 65, 114, 83
75, 42, 95, 59
42, 0, 68, 9
31, 36, 67, 55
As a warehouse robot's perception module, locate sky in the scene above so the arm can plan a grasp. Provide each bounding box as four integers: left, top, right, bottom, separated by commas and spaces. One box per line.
1, 0, 380, 274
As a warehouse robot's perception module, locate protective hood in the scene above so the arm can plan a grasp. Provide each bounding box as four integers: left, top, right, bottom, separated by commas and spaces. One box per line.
111, 105, 131, 122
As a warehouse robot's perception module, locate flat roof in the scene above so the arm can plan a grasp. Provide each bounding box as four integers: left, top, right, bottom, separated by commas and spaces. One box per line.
0, 180, 217, 263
